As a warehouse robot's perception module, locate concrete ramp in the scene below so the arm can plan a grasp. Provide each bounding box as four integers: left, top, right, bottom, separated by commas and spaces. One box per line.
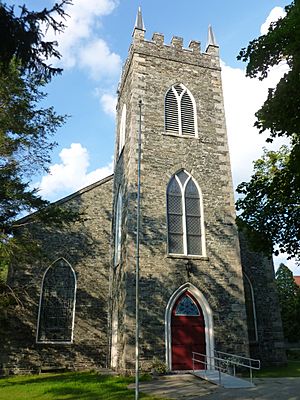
192, 370, 255, 388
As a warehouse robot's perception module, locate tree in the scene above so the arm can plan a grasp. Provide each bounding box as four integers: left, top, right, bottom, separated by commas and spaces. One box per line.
0, 1, 78, 283
276, 263, 300, 342
0, 1, 71, 81
236, 0, 300, 262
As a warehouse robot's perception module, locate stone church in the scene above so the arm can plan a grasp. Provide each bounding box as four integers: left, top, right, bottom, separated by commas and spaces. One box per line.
1, 9, 286, 374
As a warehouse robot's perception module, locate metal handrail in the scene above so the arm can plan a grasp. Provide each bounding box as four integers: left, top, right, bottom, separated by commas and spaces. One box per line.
192, 350, 260, 385
214, 350, 260, 370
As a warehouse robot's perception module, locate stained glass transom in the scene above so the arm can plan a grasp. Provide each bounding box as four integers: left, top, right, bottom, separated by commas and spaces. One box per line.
175, 294, 200, 316
37, 259, 76, 342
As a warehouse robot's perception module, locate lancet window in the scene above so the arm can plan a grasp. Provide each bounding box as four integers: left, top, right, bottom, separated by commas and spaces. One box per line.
167, 170, 204, 256
114, 188, 123, 266
37, 258, 76, 343
119, 104, 126, 154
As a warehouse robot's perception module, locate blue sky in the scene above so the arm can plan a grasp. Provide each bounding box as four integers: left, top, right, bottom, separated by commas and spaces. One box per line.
8, 0, 297, 272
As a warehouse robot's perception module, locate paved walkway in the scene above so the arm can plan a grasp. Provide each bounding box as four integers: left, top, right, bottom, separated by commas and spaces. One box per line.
129, 374, 300, 399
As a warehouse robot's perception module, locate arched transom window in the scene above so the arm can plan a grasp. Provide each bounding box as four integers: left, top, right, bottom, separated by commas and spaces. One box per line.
167, 170, 204, 256
37, 258, 76, 343
114, 188, 123, 266
165, 84, 197, 136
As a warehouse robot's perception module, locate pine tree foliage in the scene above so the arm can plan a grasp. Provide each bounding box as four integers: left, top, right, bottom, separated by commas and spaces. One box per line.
0, 1, 79, 288
276, 263, 300, 342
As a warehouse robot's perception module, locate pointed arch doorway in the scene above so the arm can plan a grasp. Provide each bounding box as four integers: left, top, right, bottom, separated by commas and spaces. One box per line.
165, 283, 214, 371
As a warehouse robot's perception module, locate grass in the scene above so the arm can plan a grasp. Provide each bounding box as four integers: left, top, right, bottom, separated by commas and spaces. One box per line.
0, 371, 168, 400
252, 361, 300, 378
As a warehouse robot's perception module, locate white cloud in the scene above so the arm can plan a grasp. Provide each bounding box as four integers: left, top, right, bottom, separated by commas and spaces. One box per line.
78, 39, 121, 79
274, 255, 299, 275
38, 143, 113, 199
100, 93, 117, 116
260, 6, 286, 35
221, 60, 289, 190
47, 0, 121, 80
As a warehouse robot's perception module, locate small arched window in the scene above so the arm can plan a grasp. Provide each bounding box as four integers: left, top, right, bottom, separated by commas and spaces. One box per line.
167, 170, 204, 256
175, 293, 200, 316
243, 273, 258, 342
114, 189, 123, 266
119, 104, 126, 154
165, 84, 197, 136
37, 258, 76, 343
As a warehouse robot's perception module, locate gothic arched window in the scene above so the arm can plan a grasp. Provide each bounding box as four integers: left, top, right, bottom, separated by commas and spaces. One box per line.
243, 273, 258, 342
165, 84, 197, 136
167, 170, 205, 256
37, 258, 76, 343
114, 188, 123, 266
119, 104, 126, 154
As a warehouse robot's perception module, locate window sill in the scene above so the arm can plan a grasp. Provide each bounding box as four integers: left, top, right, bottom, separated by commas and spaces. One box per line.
36, 341, 73, 345
162, 132, 199, 139
166, 254, 209, 261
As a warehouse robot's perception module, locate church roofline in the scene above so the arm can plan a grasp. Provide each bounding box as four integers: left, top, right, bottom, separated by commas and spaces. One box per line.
52, 173, 113, 206
16, 174, 114, 224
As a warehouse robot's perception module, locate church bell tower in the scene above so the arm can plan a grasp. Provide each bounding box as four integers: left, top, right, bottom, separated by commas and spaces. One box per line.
109, 8, 250, 372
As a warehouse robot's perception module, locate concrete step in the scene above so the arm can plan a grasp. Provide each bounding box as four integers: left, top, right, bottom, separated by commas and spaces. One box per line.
192, 369, 255, 388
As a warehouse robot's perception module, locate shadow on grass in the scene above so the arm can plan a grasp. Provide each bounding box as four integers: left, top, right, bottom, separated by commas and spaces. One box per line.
254, 361, 300, 378
0, 372, 163, 400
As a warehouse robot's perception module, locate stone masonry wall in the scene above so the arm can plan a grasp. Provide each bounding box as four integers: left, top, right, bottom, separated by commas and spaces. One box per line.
239, 231, 287, 366
0, 176, 113, 375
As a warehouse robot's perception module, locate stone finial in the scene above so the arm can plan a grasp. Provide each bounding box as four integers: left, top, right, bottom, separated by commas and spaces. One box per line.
134, 6, 145, 31
205, 25, 219, 55
206, 25, 218, 47
132, 6, 145, 41
188, 40, 201, 54
171, 36, 183, 50
152, 32, 164, 46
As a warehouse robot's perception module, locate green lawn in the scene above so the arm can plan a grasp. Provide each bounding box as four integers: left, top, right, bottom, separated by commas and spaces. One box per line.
0, 372, 167, 400
253, 361, 300, 378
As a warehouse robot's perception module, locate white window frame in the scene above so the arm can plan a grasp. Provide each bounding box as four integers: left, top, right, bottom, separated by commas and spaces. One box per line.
167, 170, 206, 257
164, 83, 198, 137
114, 189, 123, 266
36, 257, 77, 344
119, 104, 126, 154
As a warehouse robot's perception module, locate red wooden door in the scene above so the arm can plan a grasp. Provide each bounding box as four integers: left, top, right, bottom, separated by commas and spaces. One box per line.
171, 291, 206, 370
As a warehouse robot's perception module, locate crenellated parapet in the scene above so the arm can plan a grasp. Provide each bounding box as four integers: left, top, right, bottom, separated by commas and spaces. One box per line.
118, 25, 220, 99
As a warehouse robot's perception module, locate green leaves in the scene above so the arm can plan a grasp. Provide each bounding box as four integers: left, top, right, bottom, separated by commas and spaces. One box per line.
236, 1, 300, 263
236, 145, 300, 262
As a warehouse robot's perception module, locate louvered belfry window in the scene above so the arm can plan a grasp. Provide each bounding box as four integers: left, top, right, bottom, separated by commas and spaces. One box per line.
37, 258, 76, 343
165, 84, 196, 136
167, 170, 202, 255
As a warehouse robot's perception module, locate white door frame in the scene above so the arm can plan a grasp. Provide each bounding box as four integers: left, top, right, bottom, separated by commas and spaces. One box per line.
165, 282, 214, 370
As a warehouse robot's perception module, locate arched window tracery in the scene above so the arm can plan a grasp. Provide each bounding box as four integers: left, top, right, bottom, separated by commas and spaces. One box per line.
167, 170, 205, 256
37, 258, 76, 343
